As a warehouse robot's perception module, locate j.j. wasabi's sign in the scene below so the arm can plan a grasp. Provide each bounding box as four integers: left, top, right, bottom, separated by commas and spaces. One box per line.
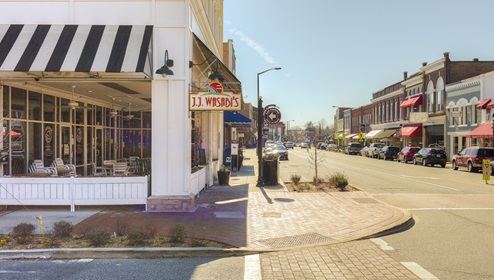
189, 81, 241, 111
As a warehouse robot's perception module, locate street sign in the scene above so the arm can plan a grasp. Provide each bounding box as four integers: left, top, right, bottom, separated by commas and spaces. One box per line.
482, 159, 491, 183
264, 107, 281, 124
360, 124, 366, 133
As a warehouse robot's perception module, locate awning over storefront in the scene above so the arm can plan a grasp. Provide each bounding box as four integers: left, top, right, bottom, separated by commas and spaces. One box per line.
401, 124, 422, 137
374, 129, 397, 139
486, 99, 494, 109
365, 130, 382, 139
335, 133, 343, 140
466, 124, 493, 138
400, 95, 422, 108
0, 24, 153, 74
477, 99, 491, 109
193, 34, 242, 94
345, 133, 357, 139
223, 111, 252, 127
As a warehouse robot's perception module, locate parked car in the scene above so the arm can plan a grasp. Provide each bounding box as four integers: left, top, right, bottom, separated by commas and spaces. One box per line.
396, 146, 420, 163
378, 146, 400, 160
264, 144, 289, 160
368, 143, 385, 158
360, 146, 370, 157
326, 143, 338, 151
284, 141, 294, 149
300, 142, 308, 149
452, 146, 494, 172
320, 143, 328, 150
345, 143, 362, 155
412, 147, 447, 167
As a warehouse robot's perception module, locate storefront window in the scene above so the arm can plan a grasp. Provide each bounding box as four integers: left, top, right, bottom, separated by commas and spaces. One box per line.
43, 95, 55, 122
28, 122, 42, 164
28, 91, 41, 121
2, 85, 9, 118
11, 87, 26, 119
60, 98, 71, 123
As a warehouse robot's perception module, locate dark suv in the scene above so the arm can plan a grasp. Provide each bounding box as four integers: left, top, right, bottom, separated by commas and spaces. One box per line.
452, 147, 494, 172
413, 147, 447, 167
378, 146, 400, 160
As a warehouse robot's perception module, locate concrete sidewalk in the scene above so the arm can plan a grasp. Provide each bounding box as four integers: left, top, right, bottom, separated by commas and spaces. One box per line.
0, 148, 412, 255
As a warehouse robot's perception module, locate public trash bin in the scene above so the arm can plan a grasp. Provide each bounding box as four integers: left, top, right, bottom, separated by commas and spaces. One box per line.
262, 156, 279, 185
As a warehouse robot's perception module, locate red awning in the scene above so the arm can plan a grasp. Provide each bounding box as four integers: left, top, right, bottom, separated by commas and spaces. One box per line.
401, 124, 422, 138
400, 98, 412, 108
400, 96, 422, 108
486, 100, 494, 109
477, 99, 491, 109
466, 124, 493, 138
409, 95, 422, 107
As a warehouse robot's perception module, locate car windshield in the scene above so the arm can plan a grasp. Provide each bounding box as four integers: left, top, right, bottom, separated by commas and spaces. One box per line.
410, 148, 420, 152
275, 145, 287, 151
431, 149, 445, 154
478, 149, 494, 157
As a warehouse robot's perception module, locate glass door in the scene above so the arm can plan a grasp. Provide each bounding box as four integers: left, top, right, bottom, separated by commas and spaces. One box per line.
60, 125, 72, 164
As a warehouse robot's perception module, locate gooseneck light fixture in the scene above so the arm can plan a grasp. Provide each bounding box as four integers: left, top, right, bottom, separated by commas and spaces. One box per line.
257, 67, 282, 187
208, 69, 225, 81
155, 50, 174, 78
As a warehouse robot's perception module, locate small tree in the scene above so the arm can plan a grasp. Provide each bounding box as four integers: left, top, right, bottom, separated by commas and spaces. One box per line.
328, 172, 349, 191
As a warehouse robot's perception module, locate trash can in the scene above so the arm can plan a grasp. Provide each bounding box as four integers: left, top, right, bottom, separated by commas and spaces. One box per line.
262, 156, 279, 185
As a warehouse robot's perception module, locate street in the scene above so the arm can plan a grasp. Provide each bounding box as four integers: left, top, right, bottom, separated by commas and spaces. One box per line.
280, 148, 494, 280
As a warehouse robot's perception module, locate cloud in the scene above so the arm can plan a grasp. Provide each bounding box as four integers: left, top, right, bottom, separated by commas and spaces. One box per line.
229, 28, 278, 65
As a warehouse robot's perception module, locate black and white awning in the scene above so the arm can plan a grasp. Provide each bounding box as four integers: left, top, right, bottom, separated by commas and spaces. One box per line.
0, 24, 152, 74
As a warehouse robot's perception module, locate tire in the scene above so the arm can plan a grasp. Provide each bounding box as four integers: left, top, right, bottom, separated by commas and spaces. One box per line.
422, 159, 428, 166
441, 163, 446, 168
467, 162, 474, 172
384, 155, 387, 160
413, 158, 417, 165
404, 158, 408, 164
452, 160, 458, 170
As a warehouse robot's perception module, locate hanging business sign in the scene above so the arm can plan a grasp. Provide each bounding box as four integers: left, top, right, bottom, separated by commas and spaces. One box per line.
189, 82, 241, 111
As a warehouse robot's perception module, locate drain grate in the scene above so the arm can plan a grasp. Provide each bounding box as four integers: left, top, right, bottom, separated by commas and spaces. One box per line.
263, 212, 281, 218
257, 232, 333, 248
353, 198, 378, 203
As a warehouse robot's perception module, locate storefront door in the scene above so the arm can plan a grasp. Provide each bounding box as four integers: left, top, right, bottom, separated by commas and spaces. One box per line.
60, 125, 72, 164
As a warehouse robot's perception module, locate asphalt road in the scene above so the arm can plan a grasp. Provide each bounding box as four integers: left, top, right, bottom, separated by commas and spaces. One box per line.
280, 148, 494, 279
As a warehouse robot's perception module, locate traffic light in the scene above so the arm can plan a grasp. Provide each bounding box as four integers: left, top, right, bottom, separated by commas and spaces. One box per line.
360, 124, 366, 133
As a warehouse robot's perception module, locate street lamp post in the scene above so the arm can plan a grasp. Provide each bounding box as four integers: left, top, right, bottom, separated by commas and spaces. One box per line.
286, 120, 294, 141
257, 67, 281, 187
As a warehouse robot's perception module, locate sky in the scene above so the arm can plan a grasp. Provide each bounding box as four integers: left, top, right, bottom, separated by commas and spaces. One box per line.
223, 0, 494, 129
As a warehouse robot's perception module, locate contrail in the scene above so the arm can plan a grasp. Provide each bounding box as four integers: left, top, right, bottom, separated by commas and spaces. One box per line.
228, 27, 278, 65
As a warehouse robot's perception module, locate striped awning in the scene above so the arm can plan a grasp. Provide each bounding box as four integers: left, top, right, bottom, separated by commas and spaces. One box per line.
0, 24, 152, 74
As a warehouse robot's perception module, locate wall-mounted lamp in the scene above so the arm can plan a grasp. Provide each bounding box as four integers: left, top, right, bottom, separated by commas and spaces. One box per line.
208, 70, 225, 82
155, 50, 174, 78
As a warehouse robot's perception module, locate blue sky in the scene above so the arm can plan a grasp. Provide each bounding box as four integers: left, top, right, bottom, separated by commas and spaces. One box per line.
224, 0, 494, 129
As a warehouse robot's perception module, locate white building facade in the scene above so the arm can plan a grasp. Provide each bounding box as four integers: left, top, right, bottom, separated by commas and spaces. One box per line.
0, 0, 236, 211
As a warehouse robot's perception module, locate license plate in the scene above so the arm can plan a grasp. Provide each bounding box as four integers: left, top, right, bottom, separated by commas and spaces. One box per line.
436, 155, 441, 158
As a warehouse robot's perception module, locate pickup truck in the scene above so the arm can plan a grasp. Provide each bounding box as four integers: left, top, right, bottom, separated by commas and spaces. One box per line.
368, 143, 385, 158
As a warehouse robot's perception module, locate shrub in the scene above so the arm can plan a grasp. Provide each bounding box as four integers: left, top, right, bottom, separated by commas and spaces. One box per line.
127, 229, 151, 247
13, 223, 35, 244
115, 217, 130, 237
168, 224, 186, 244
290, 174, 301, 185
53, 221, 73, 239
312, 176, 323, 185
288, 182, 299, 192
299, 182, 313, 191
329, 172, 349, 191
86, 230, 111, 247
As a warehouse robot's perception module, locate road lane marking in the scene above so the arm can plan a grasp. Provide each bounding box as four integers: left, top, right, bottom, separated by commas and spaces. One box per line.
408, 208, 494, 211
367, 169, 459, 191
370, 238, 395, 251
401, 262, 438, 280
244, 254, 261, 280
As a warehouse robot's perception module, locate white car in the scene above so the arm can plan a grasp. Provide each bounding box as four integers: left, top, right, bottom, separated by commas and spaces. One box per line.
284, 142, 294, 149
300, 142, 308, 148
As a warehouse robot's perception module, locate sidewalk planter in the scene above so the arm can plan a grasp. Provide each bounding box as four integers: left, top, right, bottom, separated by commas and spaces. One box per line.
217, 170, 230, 185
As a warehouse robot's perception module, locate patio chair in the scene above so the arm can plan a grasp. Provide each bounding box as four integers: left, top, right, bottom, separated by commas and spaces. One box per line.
29, 160, 58, 175
112, 162, 129, 176
51, 158, 77, 176
91, 162, 108, 176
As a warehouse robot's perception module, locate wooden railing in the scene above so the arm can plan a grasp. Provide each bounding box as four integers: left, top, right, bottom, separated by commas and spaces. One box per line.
0, 175, 149, 212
